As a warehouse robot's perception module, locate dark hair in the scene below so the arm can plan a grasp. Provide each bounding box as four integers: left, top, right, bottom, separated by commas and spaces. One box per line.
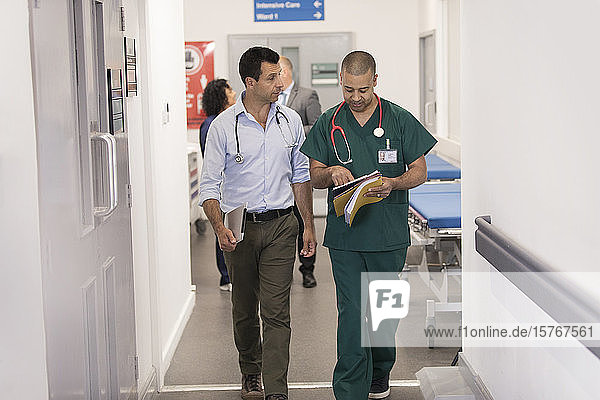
202, 79, 231, 116
238, 46, 280, 87
341, 50, 376, 76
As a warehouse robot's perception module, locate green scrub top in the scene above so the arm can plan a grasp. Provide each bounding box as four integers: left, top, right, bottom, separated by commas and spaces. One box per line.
300, 98, 437, 252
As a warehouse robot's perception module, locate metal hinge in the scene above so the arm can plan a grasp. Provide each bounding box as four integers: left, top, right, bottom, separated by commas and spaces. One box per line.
120, 6, 126, 32
126, 184, 132, 208
133, 355, 139, 380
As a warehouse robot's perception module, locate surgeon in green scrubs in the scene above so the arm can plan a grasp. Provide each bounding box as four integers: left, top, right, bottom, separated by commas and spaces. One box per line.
300, 51, 437, 399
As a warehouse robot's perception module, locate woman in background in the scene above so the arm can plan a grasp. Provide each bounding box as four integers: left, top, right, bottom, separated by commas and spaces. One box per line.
200, 79, 236, 291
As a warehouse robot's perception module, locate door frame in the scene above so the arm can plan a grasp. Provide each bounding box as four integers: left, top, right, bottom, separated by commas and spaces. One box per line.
419, 29, 437, 134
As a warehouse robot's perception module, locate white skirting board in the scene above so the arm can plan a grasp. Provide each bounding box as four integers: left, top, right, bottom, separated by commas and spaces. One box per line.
457, 353, 494, 400
140, 366, 158, 400
160, 289, 196, 387
416, 353, 493, 400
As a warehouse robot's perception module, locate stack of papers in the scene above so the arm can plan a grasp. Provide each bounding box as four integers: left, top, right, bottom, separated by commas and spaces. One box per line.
333, 171, 383, 226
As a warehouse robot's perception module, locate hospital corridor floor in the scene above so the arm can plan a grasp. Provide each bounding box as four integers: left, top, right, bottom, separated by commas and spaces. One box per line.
159, 217, 458, 399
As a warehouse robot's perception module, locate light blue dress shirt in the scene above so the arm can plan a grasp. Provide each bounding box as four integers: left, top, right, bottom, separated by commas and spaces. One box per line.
198, 92, 310, 213
278, 81, 293, 106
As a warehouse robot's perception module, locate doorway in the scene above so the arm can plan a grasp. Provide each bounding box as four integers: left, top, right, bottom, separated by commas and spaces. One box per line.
420, 31, 437, 134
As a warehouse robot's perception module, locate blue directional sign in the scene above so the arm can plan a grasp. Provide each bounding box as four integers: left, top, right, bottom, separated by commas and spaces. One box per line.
254, 0, 324, 22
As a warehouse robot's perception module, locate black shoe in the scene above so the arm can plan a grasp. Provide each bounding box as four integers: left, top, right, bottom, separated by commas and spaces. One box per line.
266, 395, 288, 400
302, 271, 317, 288
368, 373, 390, 399
241, 374, 263, 399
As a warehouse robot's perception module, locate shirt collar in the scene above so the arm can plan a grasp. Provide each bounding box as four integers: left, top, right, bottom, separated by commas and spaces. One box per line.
282, 81, 294, 95
233, 91, 279, 124
233, 91, 247, 117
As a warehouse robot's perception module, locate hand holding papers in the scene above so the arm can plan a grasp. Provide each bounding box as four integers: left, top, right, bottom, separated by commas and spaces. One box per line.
332, 170, 381, 198
333, 171, 384, 226
224, 203, 247, 242
344, 177, 384, 226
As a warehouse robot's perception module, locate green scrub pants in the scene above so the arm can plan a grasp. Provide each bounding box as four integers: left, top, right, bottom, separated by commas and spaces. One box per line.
329, 247, 408, 400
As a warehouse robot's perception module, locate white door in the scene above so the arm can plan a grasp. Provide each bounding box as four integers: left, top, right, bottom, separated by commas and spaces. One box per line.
30, 0, 137, 399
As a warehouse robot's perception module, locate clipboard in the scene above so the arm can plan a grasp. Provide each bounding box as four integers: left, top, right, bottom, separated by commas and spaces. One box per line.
224, 203, 247, 242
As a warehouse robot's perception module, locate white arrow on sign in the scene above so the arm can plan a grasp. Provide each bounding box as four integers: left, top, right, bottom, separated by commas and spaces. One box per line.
313, 11, 322, 19
313, 0, 322, 7
200, 74, 208, 89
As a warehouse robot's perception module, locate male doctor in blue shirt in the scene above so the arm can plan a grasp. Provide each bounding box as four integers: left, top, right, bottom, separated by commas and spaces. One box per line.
198, 46, 316, 400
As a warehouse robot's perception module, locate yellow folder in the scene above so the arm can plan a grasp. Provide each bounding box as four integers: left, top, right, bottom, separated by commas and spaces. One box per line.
333, 185, 359, 217
332, 175, 384, 225
344, 178, 384, 226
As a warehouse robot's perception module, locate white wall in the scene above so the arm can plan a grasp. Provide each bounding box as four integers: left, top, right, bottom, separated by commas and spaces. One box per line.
183, 0, 420, 114
139, 0, 195, 388
122, 0, 155, 393
0, 2, 49, 400
447, 0, 460, 143
461, 1, 600, 399
120, 0, 196, 391
419, 0, 437, 33
419, 0, 461, 162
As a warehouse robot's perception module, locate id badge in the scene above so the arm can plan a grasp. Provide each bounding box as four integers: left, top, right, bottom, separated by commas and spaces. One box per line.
378, 149, 398, 164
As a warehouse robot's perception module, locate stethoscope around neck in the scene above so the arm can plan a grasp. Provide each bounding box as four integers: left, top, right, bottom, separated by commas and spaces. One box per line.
331, 93, 384, 165
233, 105, 296, 164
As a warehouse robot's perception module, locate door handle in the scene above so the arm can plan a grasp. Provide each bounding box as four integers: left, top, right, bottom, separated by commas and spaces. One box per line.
424, 101, 435, 127
91, 133, 118, 217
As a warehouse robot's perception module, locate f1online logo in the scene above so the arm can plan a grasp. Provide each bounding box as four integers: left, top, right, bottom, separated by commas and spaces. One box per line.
369, 280, 410, 331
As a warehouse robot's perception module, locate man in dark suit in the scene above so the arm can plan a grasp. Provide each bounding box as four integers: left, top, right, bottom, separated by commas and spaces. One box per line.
279, 57, 322, 135
279, 56, 322, 288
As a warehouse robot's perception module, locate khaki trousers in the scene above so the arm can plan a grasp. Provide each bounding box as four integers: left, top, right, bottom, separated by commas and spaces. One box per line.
224, 212, 298, 396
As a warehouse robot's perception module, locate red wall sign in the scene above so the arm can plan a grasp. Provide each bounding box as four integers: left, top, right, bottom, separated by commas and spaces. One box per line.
185, 41, 215, 129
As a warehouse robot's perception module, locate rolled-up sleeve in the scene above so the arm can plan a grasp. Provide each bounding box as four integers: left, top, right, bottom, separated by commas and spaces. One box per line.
290, 115, 310, 184
198, 120, 227, 206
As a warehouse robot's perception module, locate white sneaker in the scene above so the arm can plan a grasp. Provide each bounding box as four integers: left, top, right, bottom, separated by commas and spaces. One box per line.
219, 283, 232, 291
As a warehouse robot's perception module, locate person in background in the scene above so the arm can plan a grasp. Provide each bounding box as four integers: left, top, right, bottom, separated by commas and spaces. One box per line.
199, 78, 236, 291
278, 56, 322, 134
198, 47, 316, 400
278, 56, 322, 288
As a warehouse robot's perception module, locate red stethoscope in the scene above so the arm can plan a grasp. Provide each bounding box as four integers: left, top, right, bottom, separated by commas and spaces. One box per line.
330, 94, 385, 165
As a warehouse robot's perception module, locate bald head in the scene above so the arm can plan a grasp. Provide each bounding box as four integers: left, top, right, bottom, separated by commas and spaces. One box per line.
279, 56, 294, 88
341, 50, 376, 77
280, 56, 293, 72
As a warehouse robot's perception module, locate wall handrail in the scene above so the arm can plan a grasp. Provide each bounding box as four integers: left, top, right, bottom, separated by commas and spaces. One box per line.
475, 216, 600, 359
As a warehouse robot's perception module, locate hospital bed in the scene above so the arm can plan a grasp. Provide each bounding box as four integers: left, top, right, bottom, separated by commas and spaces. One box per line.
407, 160, 462, 347
425, 154, 461, 181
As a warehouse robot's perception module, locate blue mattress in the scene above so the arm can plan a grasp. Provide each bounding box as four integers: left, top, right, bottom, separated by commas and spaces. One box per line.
409, 182, 461, 229
410, 182, 461, 195
426, 154, 461, 180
